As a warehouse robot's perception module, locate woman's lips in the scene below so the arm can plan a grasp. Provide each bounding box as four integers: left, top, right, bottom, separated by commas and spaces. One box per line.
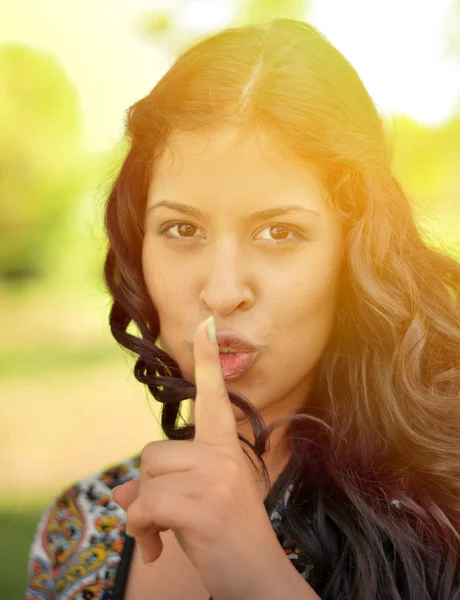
215, 330, 259, 353
187, 326, 261, 380
218, 351, 256, 380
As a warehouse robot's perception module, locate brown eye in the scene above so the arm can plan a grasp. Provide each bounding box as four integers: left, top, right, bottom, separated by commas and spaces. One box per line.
177, 223, 196, 237
159, 222, 200, 240
269, 225, 289, 240
255, 224, 306, 248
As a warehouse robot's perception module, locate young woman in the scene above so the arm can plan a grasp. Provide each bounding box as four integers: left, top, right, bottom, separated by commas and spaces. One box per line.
25, 18, 460, 600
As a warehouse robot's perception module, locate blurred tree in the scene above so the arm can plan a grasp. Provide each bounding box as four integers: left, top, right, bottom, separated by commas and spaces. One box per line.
234, 0, 309, 24
388, 114, 460, 210
139, 0, 310, 55
0, 44, 87, 285
444, 0, 460, 58
387, 113, 460, 259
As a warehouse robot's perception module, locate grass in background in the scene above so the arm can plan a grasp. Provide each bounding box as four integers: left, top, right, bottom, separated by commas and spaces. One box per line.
1, 503, 49, 600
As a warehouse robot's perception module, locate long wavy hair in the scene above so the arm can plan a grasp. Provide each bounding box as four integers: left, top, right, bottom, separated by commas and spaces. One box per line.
103, 19, 460, 599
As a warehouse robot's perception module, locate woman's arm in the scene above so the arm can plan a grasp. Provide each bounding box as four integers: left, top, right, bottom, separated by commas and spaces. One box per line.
208, 550, 322, 600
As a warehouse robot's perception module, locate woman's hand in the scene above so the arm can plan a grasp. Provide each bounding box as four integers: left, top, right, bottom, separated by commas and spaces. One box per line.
111, 317, 291, 600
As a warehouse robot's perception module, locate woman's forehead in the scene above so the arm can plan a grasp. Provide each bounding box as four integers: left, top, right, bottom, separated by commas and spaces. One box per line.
150, 127, 331, 209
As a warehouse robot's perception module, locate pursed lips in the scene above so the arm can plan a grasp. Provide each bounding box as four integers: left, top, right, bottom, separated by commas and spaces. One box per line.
187, 329, 260, 354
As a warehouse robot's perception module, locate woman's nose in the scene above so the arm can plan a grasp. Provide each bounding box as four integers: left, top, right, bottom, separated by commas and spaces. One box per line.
198, 243, 254, 315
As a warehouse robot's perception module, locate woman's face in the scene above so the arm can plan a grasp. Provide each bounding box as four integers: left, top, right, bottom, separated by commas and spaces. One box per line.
142, 127, 343, 431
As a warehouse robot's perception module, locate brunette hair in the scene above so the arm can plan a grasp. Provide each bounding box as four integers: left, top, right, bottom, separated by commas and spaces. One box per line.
103, 19, 460, 599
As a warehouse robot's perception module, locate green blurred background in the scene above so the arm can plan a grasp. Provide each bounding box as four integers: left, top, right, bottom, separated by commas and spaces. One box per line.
1, 0, 459, 597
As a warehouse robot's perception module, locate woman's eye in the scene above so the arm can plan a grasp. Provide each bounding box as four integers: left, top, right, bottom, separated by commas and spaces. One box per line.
158, 222, 305, 247
163, 222, 199, 239
256, 225, 296, 244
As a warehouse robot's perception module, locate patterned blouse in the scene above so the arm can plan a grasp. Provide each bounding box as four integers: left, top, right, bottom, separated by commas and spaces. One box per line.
24, 453, 316, 600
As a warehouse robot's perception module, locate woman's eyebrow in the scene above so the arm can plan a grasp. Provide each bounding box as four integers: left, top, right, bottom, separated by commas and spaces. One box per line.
147, 199, 321, 219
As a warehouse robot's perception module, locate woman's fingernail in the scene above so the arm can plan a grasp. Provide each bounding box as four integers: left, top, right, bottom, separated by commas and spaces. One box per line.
207, 316, 216, 344
111, 484, 122, 501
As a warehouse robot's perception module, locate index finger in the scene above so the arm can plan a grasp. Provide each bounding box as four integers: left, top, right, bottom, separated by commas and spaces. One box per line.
193, 316, 239, 446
